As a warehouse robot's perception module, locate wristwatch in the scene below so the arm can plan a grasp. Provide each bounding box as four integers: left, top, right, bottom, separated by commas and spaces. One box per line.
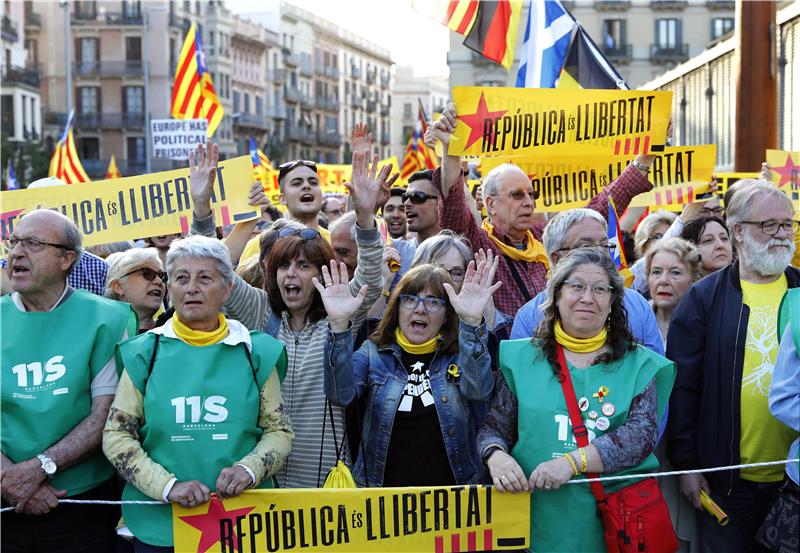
36, 454, 57, 478
632, 159, 651, 174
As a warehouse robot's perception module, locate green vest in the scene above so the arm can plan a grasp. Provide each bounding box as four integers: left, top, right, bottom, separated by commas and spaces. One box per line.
778, 288, 800, 352
1, 291, 133, 496
499, 340, 675, 553
117, 330, 286, 547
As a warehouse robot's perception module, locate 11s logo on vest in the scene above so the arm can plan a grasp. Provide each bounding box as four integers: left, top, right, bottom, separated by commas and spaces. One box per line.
170, 396, 229, 440
11, 355, 67, 393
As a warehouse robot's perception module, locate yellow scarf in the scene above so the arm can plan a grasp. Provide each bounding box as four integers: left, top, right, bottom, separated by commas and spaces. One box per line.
554, 320, 607, 353
481, 218, 549, 266
395, 328, 441, 355
172, 313, 229, 346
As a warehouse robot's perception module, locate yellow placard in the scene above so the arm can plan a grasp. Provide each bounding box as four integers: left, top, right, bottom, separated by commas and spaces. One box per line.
449, 87, 672, 158
714, 172, 760, 205
172, 485, 529, 553
480, 145, 715, 212
0, 157, 257, 253
766, 149, 800, 192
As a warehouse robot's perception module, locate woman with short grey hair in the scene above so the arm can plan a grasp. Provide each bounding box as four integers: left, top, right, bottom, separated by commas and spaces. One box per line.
105, 247, 166, 333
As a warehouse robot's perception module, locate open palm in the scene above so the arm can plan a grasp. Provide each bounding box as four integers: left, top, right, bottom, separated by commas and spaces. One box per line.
444, 256, 502, 326
312, 260, 367, 330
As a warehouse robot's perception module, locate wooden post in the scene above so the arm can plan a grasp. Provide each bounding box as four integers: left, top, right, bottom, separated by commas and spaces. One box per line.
734, 0, 777, 172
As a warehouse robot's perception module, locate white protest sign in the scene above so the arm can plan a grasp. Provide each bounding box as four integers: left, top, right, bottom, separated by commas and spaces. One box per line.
151, 119, 208, 160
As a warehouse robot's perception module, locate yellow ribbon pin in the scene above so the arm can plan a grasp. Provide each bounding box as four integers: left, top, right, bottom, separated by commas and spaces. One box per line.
593, 386, 610, 403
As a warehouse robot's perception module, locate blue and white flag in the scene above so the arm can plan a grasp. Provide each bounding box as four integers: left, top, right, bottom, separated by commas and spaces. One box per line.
515, 0, 575, 88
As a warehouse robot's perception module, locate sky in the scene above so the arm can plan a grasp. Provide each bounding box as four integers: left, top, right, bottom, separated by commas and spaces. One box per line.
226, 0, 451, 78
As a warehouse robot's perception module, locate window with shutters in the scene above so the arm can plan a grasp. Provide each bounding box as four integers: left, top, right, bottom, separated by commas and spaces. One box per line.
123, 87, 144, 115
127, 137, 145, 161
125, 37, 142, 61
78, 87, 99, 115
655, 19, 680, 49
711, 18, 733, 40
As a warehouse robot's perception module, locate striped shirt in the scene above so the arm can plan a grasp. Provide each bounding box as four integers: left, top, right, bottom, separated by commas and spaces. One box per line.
193, 215, 384, 488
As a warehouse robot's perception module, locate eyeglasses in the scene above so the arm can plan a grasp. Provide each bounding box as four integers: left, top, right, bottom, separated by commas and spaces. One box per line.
490, 189, 539, 202
557, 243, 617, 256
277, 227, 321, 241
123, 267, 167, 283
398, 293, 446, 313
562, 280, 613, 299
741, 220, 800, 236
3, 236, 71, 253
278, 159, 317, 182
402, 191, 438, 204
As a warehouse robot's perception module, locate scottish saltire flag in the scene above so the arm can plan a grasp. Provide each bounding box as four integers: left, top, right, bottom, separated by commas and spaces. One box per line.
608, 196, 634, 287
516, 0, 575, 88
6, 160, 18, 190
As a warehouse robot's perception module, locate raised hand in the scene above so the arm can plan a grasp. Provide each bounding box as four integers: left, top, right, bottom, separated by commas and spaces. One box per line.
247, 181, 272, 214
313, 260, 368, 332
346, 150, 390, 226
189, 140, 219, 219
430, 104, 457, 148
374, 166, 400, 213
351, 123, 372, 156
443, 256, 502, 327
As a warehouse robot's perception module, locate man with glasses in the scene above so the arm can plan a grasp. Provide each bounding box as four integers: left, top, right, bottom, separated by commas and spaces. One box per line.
1, 209, 135, 551
510, 208, 663, 355
668, 182, 799, 553
430, 105, 658, 317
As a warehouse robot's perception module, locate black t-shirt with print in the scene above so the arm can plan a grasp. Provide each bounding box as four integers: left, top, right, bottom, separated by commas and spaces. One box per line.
382, 350, 456, 486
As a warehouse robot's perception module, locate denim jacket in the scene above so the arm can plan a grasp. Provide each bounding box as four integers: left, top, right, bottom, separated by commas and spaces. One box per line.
324, 321, 493, 487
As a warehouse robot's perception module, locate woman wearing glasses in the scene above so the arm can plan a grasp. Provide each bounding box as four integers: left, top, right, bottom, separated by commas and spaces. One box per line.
478, 249, 676, 553
320, 259, 500, 487
188, 144, 387, 489
105, 248, 167, 333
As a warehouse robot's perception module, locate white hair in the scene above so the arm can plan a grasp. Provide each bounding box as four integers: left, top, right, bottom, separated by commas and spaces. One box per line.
541, 208, 607, 257
166, 236, 235, 286
105, 247, 163, 299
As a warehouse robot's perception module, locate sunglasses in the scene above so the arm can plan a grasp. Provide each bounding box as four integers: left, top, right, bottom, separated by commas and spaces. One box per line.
278, 160, 317, 181
123, 267, 167, 282
402, 191, 438, 205
277, 227, 321, 241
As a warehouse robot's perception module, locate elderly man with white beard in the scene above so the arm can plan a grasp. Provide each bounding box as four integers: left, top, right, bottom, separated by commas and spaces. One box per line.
667, 181, 799, 553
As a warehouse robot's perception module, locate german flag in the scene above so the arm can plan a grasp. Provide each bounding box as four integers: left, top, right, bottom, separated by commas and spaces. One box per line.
442, 0, 480, 35
170, 23, 224, 137
462, 0, 523, 70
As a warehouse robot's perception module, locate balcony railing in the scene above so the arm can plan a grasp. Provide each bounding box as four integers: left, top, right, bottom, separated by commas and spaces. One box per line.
80, 158, 149, 179
105, 12, 144, 25
300, 62, 312, 77
317, 130, 342, 147
595, 1, 631, 10
650, 0, 688, 9
314, 65, 325, 77
287, 126, 314, 144
267, 69, 286, 84
314, 96, 340, 112
706, 0, 734, 9
2, 64, 41, 88
24, 11, 42, 29
301, 94, 314, 110
44, 111, 68, 126
284, 86, 302, 103
380, 104, 390, 117
2, 15, 19, 42
326, 66, 340, 79
351, 65, 362, 79
74, 60, 144, 78
234, 113, 272, 131
650, 43, 689, 62
602, 44, 633, 62
366, 100, 377, 112
351, 96, 363, 109
74, 6, 98, 20
284, 51, 300, 66
266, 105, 286, 119
366, 70, 376, 84
74, 112, 146, 129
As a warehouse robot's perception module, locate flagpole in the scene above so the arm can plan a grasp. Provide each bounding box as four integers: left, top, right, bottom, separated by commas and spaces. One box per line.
62, 1, 72, 115
143, 7, 152, 173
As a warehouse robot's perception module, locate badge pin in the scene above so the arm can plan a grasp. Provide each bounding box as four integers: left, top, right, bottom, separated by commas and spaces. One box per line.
588, 410, 598, 420
593, 385, 610, 403
596, 416, 610, 431
601, 402, 616, 417
578, 397, 590, 412
446, 363, 461, 384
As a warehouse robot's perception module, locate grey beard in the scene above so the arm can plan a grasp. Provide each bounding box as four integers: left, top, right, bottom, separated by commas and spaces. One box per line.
741, 235, 795, 276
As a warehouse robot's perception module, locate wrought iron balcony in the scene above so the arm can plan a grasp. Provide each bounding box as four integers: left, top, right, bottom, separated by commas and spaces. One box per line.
650, 0, 688, 9
284, 51, 300, 67
266, 105, 287, 119
105, 12, 144, 25
74, 112, 146, 129
602, 44, 633, 62
24, 11, 42, 29
650, 43, 689, 62
73, 60, 144, 78
2, 64, 40, 88
284, 86, 302, 103
234, 113, 272, 131
351, 65, 362, 79
317, 130, 342, 147
2, 15, 19, 42
267, 69, 286, 84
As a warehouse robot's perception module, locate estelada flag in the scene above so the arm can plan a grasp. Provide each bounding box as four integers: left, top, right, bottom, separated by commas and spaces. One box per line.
171, 23, 224, 137
105, 154, 123, 179
608, 196, 634, 287
48, 110, 90, 184
462, 0, 523, 70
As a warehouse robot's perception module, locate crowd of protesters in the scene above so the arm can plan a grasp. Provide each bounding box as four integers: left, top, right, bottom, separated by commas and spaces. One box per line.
1, 109, 798, 553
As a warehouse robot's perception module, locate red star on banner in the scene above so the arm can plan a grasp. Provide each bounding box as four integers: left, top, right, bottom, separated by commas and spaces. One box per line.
178, 497, 255, 553
457, 92, 507, 151
773, 153, 800, 187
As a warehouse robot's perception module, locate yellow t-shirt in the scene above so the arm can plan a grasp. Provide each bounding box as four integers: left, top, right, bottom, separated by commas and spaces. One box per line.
239, 225, 331, 265
739, 274, 796, 481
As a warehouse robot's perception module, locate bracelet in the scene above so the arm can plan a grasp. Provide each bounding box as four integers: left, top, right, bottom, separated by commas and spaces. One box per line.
578, 447, 587, 473
564, 452, 580, 476
632, 159, 651, 174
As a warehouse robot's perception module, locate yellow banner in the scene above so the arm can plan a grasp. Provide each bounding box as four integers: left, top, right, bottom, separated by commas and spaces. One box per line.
481, 145, 715, 212
173, 485, 529, 553
0, 157, 257, 254
715, 172, 760, 206
766, 149, 800, 192
449, 87, 673, 158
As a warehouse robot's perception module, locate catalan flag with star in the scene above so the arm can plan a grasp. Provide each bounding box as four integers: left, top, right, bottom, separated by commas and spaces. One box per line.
608, 196, 634, 287
48, 110, 90, 184
171, 23, 224, 137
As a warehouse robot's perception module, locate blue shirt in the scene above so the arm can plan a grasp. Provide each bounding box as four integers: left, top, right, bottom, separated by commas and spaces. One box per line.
769, 324, 800, 484
510, 286, 665, 356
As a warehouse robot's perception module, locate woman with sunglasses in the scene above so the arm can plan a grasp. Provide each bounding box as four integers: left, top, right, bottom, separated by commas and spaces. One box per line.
320, 259, 501, 487
188, 144, 387, 489
105, 248, 167, 333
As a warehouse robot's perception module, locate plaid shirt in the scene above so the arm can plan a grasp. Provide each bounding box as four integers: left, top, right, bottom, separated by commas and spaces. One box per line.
435, 163, 652, 317
67, 251, 109, 296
